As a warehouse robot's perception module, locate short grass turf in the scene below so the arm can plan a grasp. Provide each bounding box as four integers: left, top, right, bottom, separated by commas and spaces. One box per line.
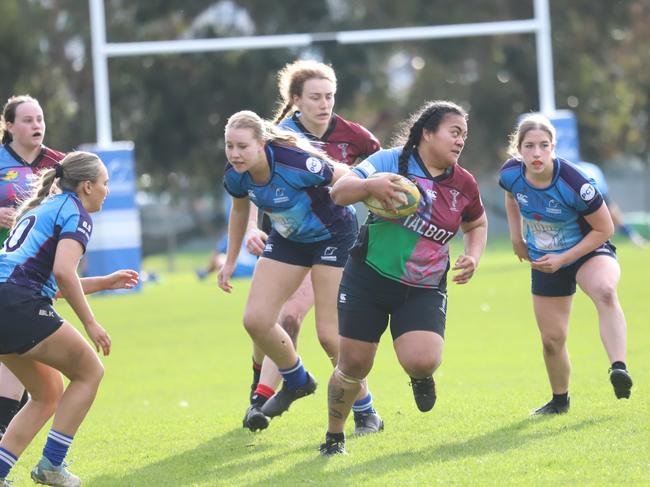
8, 238, 649, 486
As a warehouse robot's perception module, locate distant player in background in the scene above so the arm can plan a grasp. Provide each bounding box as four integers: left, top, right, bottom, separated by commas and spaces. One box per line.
0, 152, 138, 487
319, 100, 487, 455
499, 114, 633, 416
195, 193, 257, 281
241, 60, 384, 435
218, 110, 357, 426
574, 160, 647, 248
0, 95, 65, 441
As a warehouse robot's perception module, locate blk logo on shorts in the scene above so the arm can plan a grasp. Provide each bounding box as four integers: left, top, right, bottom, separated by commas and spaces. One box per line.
38, 309, 55, 318
339, 293, 347, 303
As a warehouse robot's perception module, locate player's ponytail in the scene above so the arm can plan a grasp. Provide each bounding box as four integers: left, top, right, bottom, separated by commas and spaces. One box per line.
226, 110, 337, 168
13, 151, 103, 225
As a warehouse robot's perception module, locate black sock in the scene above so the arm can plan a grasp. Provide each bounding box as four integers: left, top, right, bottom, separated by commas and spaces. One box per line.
250, 393, 268, 408
0, 397, 21, 430
326, 431, 345, 443
251, 360, 262, 388
18, 390, 29, 410
552, 392, 569, 406
611, 361, 627, 371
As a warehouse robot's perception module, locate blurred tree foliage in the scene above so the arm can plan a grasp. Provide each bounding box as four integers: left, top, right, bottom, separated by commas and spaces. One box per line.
2, 0, 648, 191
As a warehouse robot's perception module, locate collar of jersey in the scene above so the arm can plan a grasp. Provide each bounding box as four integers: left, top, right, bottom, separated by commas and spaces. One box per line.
3, 143, 46, 167
291, 112, 337, 141
520, 157, 561, 190
412, 149, 453, 181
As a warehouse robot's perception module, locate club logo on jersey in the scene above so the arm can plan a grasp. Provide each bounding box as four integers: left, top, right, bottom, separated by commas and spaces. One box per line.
580, 183, 596, 201
449, 189, 460, 212
306, 157, 323, 174
426, 189, 438, 201
516, 193, 529, 205
321, 246, 338, 262
337, 143, 349, 162
273, 186, 289, 204
545, 199, 561, 215
2, 170, 19, 181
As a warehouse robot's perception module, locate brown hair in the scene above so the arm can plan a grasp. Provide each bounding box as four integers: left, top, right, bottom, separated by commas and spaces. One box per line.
272, 60, 337, 123
507, 114, 556, 158
0, 95, 42, 144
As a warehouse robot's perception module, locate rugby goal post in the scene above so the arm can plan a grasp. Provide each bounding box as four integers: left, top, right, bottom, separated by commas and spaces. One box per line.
89, 0, 557, 146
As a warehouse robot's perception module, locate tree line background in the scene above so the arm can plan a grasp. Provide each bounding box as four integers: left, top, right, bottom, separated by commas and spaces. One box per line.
2, 0, 648, 196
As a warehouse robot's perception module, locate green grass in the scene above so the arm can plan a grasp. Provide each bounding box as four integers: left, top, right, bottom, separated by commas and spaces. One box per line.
9, 238, 649, 486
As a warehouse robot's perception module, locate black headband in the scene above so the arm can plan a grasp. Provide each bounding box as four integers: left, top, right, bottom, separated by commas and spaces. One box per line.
54, 164, 64, 178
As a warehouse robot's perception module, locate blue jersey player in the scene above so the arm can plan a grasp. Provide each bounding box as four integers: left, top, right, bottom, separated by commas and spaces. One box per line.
499, 114, 633, 416
0, 152, 138, 486
218, 110, 355, 426
0, 95, 66, 436
239, 60, 383, 435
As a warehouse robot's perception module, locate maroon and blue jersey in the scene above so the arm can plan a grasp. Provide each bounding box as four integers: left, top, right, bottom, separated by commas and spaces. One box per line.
499, 157, 604, 262
279, 112, 380, 166
353, 147, 484, 288
1, 144, 65, 243
0, 144, 64, 208
0, 192, 92, 298
224, 142, 356, 243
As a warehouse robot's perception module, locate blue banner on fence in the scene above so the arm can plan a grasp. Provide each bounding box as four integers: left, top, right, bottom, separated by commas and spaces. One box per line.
548, 110, 581, 162
82, 142, 141, 292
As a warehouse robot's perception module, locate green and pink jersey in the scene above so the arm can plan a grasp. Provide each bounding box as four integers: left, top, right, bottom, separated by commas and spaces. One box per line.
353, 147, 484, 289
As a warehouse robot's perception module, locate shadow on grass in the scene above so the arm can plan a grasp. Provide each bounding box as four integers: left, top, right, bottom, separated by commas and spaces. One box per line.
86, 425, 306, 486
86, 415, 612, 486
256, 415, 614, 486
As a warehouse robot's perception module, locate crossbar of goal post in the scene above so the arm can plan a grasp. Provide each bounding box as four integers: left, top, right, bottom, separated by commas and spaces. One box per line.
89, 0, 556, 146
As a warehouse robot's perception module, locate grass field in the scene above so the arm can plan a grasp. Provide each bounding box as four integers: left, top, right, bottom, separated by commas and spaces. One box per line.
7, 239, 649, 486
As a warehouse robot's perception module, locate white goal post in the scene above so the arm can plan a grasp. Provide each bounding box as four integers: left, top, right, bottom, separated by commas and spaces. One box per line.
89, 0, 556, 146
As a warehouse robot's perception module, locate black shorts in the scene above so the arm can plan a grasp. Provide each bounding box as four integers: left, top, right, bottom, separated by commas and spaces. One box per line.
532, 242, 617, 297
0, 283, 63, 355
338, 258, 447, 343
262, 230, 357, 268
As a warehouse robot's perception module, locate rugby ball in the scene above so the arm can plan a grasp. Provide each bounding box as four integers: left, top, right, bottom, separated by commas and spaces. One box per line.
363, 173, 421, 219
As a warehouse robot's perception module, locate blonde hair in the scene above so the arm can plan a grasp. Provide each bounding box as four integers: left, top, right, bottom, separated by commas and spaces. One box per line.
507, 114, 556, 158
272, 60, 337, 123
14, 151, 104, 224
226, 110, 336, 165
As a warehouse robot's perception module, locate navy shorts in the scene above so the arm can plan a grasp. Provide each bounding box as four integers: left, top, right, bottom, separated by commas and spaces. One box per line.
532, 242, 617, 297
338, 258, 447, 343
262, 230, 357, 268
0, 283, 63, 355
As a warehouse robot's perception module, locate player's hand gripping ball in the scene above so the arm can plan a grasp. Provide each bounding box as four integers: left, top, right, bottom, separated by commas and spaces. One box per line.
363, 173, 421, 219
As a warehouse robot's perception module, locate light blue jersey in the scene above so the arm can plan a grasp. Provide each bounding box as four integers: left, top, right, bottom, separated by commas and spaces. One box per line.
224, 142, 356, 243
499, 158, 604, 262
0, 192, 92, 298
